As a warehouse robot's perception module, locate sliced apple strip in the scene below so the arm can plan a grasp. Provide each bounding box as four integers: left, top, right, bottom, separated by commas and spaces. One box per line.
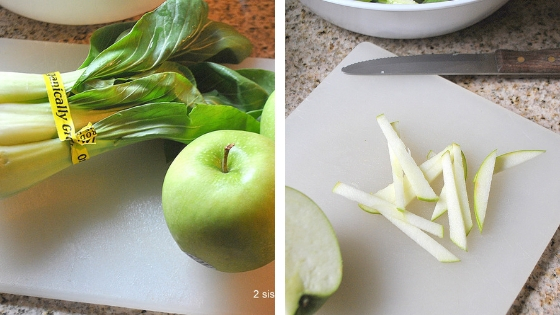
389, 121, 406, 211
346, 183, 443, 237
389, 148, 406, 211
334, 183, 405, 221
473, 149, 497, 232
494, 150, 545, 173
421, 144, 453, 176
452, 144, 473, 235
426, 150, 436, 160
460, 149, 468, 180
360, 201, 443, 238
363, 145, 449, 215
442, 151, 467, 251
376, 114, 438, 202
333, 182, 458, 262
389, 146, 406, 211
383, 211, 458, 262
470, 149, 544, 232
402, 211, 444, 238
431, 184, 448, 221
389, 121, 406, 210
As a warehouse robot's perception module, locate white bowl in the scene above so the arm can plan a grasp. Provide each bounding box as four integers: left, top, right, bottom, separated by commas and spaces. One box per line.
299, 0, 510, 39
0, 0, 165, 25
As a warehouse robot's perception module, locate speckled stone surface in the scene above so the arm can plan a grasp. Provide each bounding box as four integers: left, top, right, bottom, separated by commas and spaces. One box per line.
0, 1, 274, 314
286, 0, 559, 314
0, 0, 274, 59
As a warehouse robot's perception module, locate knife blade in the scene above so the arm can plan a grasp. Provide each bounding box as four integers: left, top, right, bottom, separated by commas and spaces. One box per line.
342, 49, 560, 75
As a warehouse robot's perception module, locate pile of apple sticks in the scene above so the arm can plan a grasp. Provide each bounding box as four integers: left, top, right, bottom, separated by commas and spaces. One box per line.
333, 113, 544, 262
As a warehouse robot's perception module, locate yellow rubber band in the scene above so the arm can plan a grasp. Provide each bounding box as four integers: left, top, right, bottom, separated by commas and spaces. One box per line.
71, 143, 90, 164
43, 71, 95, 164
43, 72, 74, 141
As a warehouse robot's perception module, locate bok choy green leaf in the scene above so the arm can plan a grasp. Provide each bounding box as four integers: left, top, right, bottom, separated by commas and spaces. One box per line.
189, 62, 271, 112
73, 0, 252, 91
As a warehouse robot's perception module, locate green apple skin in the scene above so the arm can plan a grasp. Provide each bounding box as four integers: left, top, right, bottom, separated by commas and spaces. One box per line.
162, 130, 275, 273
260, 90, 275, 141
287, 271, 329, 315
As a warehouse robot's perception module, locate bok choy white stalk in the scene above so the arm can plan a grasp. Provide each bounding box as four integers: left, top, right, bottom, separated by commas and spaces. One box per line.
0, 70, 85, 103
0, 102, 189, 198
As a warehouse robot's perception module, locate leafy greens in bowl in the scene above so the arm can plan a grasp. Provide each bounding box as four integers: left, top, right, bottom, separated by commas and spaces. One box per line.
300, 0, 510, 38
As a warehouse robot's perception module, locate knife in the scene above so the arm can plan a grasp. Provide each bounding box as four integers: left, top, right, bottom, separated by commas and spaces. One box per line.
342, 49, 560, 76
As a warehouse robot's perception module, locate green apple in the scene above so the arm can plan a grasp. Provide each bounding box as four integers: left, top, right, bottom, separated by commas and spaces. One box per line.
161, 130, 275, 273
285, 186, 342, 315
260, 90, 275, 140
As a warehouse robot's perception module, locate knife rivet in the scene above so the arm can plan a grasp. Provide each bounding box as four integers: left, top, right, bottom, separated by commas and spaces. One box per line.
548, 56, 556, 62
517, 56, 525, 63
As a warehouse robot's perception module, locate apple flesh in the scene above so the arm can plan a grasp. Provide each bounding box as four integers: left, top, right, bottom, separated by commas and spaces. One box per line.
161, 130, 275, 273
388, 121, 406, 211
333, 113, 545, 262
333, 183, 457, 262
451, 144, 473, 235
441, 151, 467, 251
370, 144, 450, 210
376, 114, 438, 202
431, 184, 448, 221
494, 150, 545, 173
343, 183, 443, 237
473, 149, 497, 232
286, 186, 342, 315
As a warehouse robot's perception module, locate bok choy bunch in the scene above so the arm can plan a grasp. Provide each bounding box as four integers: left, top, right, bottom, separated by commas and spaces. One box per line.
0, 0, 274, 199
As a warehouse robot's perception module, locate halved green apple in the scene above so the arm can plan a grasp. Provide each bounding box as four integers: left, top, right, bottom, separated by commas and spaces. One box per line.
286, 186, 342, 315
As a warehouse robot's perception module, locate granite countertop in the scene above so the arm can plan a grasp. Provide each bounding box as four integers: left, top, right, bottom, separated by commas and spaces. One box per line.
286, 0, 559, 314
0, 1, 274, 314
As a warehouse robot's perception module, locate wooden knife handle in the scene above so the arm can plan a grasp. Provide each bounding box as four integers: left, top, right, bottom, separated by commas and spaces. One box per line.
495, 49, 560, 73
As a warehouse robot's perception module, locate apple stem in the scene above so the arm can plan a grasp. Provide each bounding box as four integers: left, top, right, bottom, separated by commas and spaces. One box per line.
222, 143, 235, 173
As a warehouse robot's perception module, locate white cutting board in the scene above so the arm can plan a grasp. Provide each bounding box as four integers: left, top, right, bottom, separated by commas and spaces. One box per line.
0, 39, 275, 315
286, 42, 560, 314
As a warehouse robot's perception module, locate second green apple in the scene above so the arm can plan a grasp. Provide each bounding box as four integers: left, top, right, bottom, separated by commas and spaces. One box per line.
162, 129, 275, 273
260, 90, 275, 141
